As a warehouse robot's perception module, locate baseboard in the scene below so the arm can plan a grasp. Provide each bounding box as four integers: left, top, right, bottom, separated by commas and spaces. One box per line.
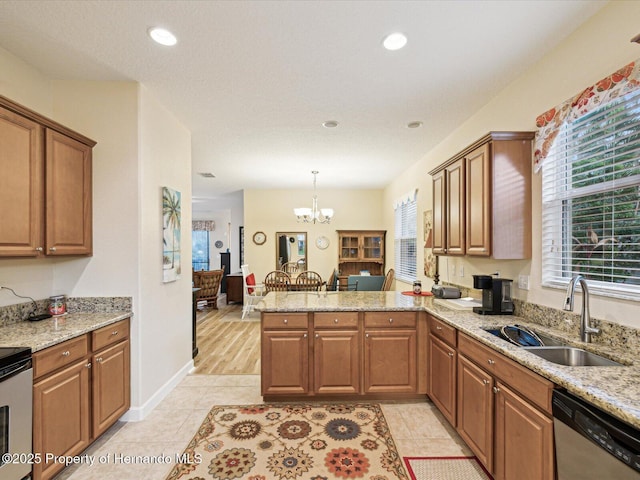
121, 358, 194, 422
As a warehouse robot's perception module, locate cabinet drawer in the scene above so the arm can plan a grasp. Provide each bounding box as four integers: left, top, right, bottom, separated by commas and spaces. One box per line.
364, 312, 416, 328
459, 333, 553, 413
92, 318, 130, 351
429, 315, 457, 347
33, 334, 89, 379
314, 312, 359, 329
263, 313, 308, 329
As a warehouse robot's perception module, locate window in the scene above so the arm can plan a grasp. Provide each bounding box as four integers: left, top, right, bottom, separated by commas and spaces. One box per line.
542, 88, 640, 299
394, 193, 417, 283
192, 230, 210, 271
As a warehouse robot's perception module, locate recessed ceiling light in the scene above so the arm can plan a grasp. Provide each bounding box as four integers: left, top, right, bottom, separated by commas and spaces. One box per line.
148, 27, 177, 46
322, 120, 339, 128
383, 32, 407, 51
407, 121, 423, 129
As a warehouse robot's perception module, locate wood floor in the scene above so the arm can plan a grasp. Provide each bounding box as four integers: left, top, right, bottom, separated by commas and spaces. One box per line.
193, 299, 261, 375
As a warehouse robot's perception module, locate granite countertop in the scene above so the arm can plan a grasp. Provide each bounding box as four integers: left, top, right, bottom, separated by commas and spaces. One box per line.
256, 291, 640, 430
0, 311, 131, 352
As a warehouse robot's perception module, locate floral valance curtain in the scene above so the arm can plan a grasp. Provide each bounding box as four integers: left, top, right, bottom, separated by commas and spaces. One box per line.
534, 58, 640, 172
393, 189, 417, 209
192, 220, 215, 231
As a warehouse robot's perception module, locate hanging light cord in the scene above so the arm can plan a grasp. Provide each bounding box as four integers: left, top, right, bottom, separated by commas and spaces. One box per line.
0, 286, 38, 317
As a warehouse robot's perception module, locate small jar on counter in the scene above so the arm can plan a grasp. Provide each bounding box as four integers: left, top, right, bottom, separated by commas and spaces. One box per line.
413, 280, 422, 295
48, 295, 67, 316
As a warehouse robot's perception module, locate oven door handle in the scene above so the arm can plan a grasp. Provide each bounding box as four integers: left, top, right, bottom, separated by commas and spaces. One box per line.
0, 359, 32, 382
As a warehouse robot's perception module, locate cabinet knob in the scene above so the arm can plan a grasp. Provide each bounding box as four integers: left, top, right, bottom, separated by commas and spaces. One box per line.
448, 352, 454, 357
483, 379, 490, 385
61, 350, 70, 357
487, 359, 495, 365
283, 319, 288, 324
96, 357, 103, 363
436, 325, 442, 330
389, 318, 393, 323
49, 247, 57, 252
334, 318, 339, 323
303, 333, 307, 338
315, 333, 319, 338
35, 247, 43, 252
366, 333, 370, 338
111, 331, 119, 336
86, 363, 92, 369
493, 386, 500, 394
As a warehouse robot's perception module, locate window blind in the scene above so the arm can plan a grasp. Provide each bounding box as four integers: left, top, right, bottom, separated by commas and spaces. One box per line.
541, 88, 640, 299
394, 197, 417, 283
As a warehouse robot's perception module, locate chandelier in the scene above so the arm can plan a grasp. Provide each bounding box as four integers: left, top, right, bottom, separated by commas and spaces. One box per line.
294, 170, 334, 224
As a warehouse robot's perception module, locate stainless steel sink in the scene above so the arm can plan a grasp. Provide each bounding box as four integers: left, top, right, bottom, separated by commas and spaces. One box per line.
522, 346, 624, 367
482, 327, 568, 347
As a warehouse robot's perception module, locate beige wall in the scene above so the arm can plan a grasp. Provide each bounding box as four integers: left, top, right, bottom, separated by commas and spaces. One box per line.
385, 1, 640, 328
244, 188, 384, 282
0, 48, 193, 416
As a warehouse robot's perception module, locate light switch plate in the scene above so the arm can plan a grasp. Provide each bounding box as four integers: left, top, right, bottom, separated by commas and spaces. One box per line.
518, 274, 530, 290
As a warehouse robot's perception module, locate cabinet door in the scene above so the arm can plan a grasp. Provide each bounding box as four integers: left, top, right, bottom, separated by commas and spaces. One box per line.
92, 340, 131, 439
446, 159, 465, 255
494, 382, 554, 480
45, 129, 92, 255
33, 359, 91, 480
314, 330, 359, 394
431, 169, 446, 255
364, 329, 417, 393
360, 233, 383, 261
339, 233, 360, 260
0, 106, 43, 256
428, 335, 457, 426
457, 355, 493, 472
466, 143, 491, 256
262, 330, 309, 395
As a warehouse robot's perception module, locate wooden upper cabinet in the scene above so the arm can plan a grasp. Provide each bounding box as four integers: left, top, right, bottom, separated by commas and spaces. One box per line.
429, 132, 533, 259
466, 143, 491, 256
46, 130, 92, 255
0, 96, 95, 258
0, 106, 43, 256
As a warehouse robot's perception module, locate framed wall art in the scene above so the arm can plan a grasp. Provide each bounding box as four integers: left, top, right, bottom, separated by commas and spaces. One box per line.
162, 186, 182, 283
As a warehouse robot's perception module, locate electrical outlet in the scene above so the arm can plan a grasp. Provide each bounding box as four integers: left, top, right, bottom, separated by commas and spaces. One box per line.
518, 275, 530, 290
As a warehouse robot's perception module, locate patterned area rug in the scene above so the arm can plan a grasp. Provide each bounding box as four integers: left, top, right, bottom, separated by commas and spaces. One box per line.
403, 457, 492, 480
167, 403, 408, 479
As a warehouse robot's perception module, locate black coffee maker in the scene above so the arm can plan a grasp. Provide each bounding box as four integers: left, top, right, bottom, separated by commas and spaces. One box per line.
472, 275, 514, 315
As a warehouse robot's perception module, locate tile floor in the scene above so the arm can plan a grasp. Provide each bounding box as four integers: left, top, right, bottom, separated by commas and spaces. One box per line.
56, 374, 471, 479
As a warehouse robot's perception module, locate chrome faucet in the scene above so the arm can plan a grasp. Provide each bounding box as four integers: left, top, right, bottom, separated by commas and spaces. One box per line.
564, 275, 600, 343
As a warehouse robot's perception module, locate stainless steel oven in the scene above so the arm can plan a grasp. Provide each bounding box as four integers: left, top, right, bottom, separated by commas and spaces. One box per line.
0, 347, 33, 480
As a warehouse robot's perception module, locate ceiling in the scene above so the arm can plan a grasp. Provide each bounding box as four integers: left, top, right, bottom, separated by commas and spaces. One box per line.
0, 0, 606, 203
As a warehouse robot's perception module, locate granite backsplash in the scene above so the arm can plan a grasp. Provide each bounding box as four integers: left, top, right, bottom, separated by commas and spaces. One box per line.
0, 296, 132, 328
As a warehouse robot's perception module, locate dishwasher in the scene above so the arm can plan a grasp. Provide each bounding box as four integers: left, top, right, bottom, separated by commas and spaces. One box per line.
553, 389, 640, 479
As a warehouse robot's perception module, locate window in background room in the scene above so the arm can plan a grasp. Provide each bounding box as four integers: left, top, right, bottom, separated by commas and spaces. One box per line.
192, 230, 210, 271
541, 88, 640, 300
394, 191, 417, 283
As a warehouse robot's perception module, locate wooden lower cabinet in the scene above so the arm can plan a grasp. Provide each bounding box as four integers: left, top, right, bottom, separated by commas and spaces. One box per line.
494, 382, 554, 480
427, 334, 457, 426
262, 330, 309, 395
314, 329, 359, 394
33, 359, 91, 480
457, 354, 494, 469
32, 319, 130, 480
364, 329, 417, 393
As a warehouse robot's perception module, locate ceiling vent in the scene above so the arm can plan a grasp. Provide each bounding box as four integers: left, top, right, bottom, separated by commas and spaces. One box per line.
199, 172, 216, 178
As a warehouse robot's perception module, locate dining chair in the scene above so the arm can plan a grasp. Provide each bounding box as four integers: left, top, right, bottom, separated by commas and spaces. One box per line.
281, 262, 299, 274
264, 270, 292, 292
195, 268, 225, 308
382, 268, 395, 291
295, 271, 323, 291
240, 264, 265, 319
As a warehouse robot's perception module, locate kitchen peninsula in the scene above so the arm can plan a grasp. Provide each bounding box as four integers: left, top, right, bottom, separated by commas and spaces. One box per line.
258, 290, 640, 478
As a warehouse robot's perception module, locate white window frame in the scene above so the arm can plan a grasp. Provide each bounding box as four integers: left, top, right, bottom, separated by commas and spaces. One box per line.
541, 89, 640, 301
394, 191, 417, 284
